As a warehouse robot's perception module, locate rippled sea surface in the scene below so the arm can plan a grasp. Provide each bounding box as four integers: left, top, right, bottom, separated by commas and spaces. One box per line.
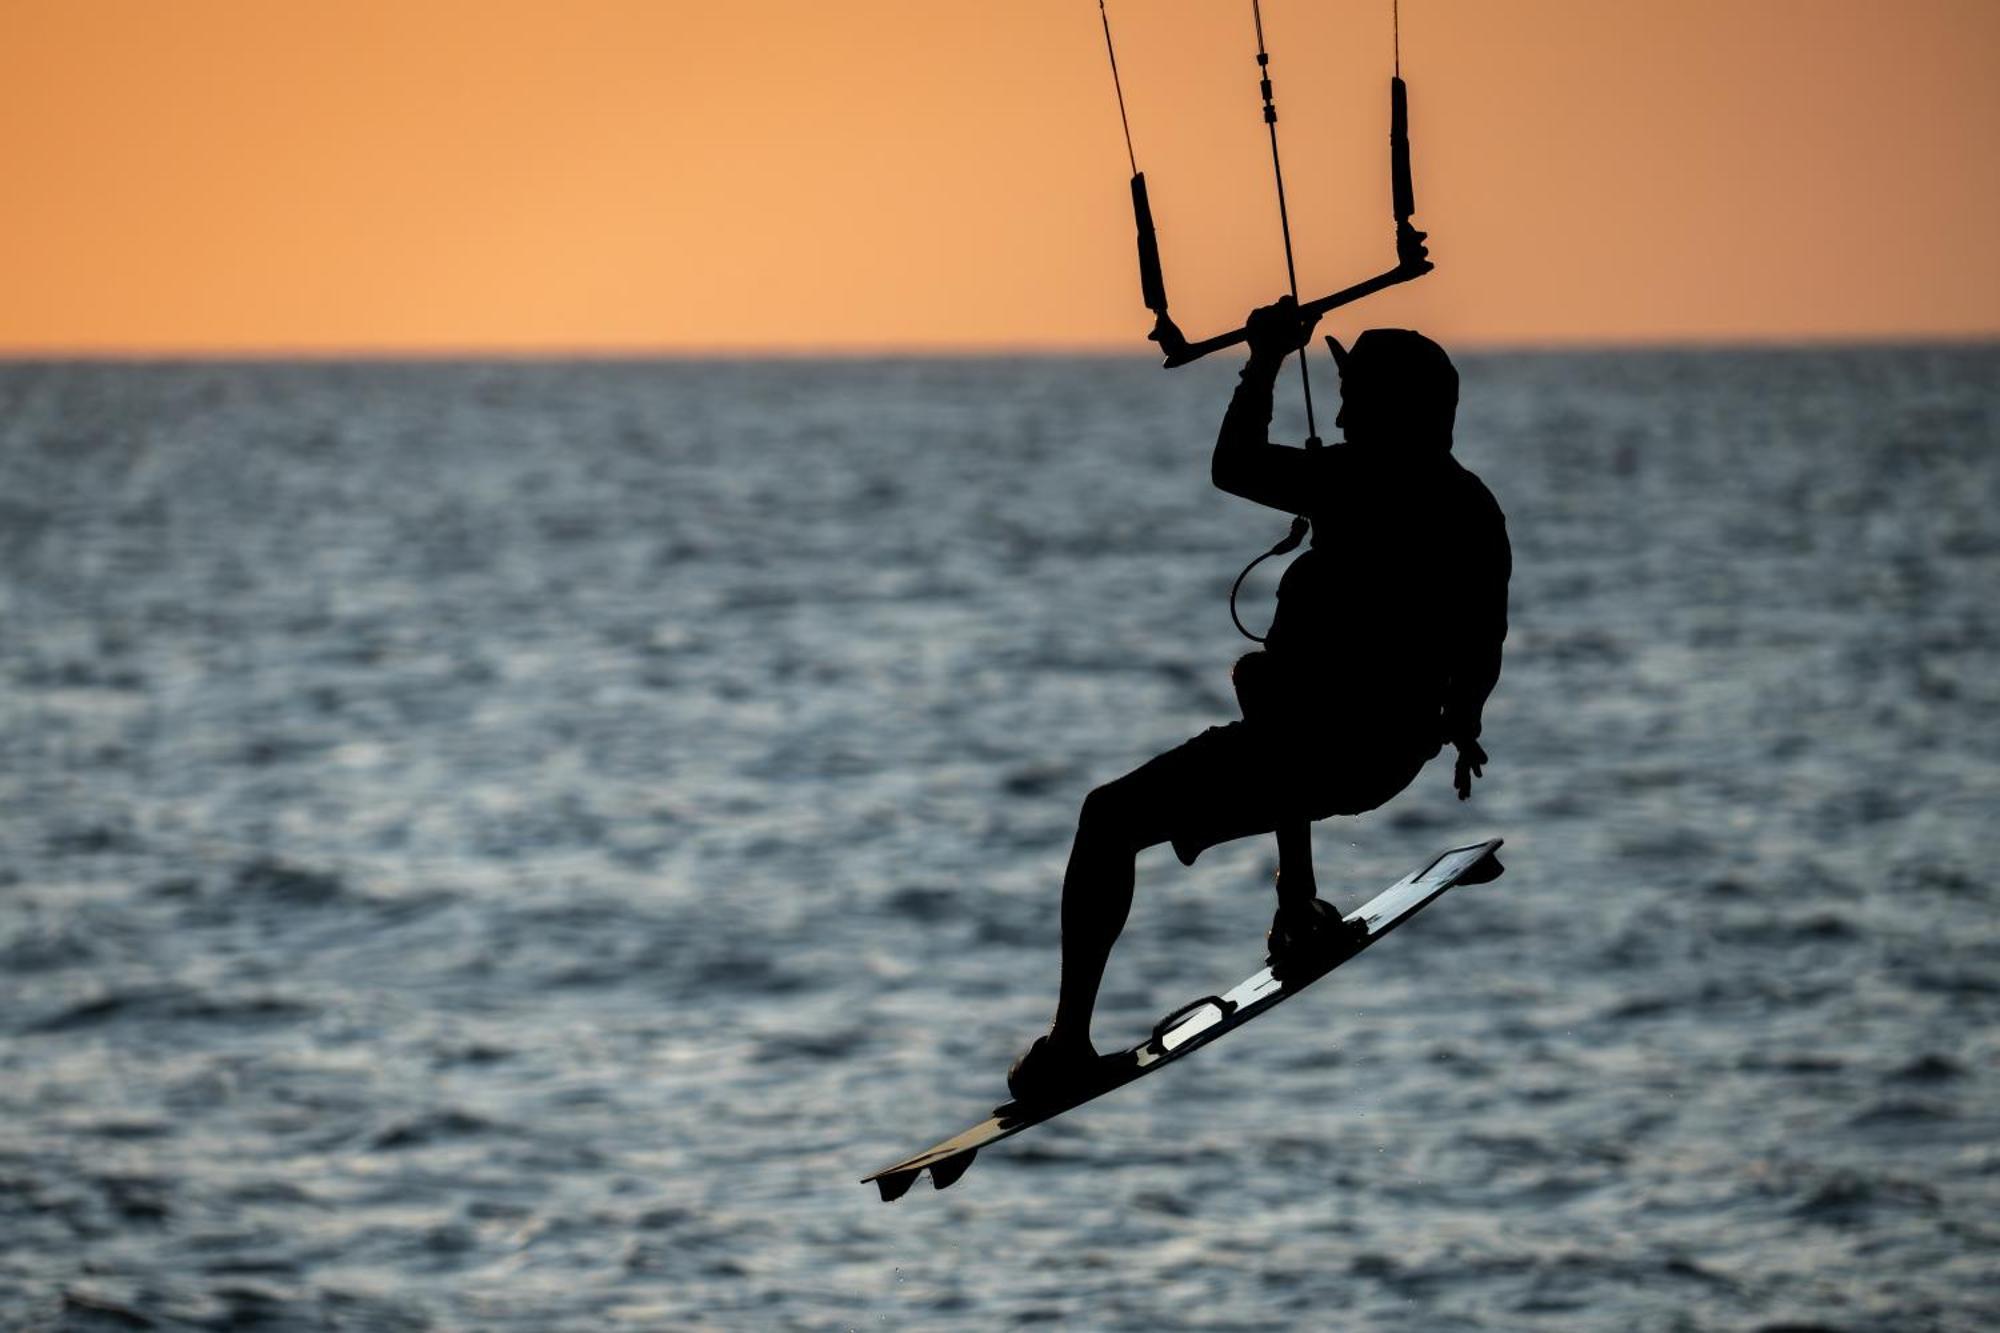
2, 349, 1996, 1331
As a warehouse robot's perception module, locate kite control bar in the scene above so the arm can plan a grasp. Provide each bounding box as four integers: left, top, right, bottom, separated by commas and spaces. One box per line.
1133, 73, 1432, 369
1148, 246, 1431, 368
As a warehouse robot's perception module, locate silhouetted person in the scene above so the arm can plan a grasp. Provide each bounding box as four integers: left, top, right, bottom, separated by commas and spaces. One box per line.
1008, 297, 1510, 1104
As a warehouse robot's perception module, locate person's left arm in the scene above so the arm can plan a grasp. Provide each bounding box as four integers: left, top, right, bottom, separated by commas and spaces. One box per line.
1442, 479, 1511, 798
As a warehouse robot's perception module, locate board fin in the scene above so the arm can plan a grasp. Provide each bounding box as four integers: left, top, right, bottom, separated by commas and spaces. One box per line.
929, 1150, 976, 1191
873, 1168, 921, 1203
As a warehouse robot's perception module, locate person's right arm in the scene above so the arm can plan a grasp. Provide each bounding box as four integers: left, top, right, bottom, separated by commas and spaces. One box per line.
1211, 299, 1321, 512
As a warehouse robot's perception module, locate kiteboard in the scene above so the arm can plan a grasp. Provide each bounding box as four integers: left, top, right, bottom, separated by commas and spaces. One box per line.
862, 837, 1504, 1200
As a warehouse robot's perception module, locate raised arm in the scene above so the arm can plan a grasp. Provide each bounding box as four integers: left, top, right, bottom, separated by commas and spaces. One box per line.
1211, 299, 1322, 513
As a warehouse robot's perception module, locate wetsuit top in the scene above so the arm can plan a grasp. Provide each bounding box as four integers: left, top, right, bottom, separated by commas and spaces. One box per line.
1216, 356, 1511, 748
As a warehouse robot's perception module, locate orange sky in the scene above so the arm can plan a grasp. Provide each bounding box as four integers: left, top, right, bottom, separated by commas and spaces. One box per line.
3, 0, 1996, 353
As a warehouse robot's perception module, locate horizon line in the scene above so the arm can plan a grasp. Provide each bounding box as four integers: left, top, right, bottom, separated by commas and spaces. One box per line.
2, 329, 1997, 363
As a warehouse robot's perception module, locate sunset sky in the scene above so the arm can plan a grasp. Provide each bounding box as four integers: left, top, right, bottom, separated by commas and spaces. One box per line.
3, 1, 1996, 354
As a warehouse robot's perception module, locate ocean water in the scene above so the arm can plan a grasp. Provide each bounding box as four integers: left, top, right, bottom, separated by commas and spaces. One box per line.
1, 348, 1995, 1332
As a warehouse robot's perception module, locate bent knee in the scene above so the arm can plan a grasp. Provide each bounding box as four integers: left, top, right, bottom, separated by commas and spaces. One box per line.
1077, 783, 1130, 834
1077, 778, 1164, 854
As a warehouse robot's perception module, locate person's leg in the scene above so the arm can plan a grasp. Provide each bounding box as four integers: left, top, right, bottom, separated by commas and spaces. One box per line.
1265, 815, 1370, 966
1274, 818, 1316, 908
1011, 722, 1285, 1100
1047, 775, 1168, 1053
1040, 718, 1294, 1052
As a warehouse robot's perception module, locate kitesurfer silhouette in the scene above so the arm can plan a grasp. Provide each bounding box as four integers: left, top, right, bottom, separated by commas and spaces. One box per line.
1007, 296, 1511, 1105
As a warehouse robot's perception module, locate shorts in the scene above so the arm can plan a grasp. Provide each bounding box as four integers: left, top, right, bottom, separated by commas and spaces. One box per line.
1116, 715, 1438, 867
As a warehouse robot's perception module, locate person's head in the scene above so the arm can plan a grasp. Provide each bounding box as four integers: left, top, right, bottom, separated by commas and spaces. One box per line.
1328, 328, 1457, 451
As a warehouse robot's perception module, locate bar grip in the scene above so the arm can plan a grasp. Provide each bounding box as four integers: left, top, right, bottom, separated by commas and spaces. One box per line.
1131, 172, 1168, 315
1390, 76, 1415, 223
